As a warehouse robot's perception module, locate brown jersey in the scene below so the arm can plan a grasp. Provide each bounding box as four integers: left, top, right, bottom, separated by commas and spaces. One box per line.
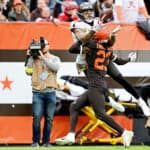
84, 40, 113, 89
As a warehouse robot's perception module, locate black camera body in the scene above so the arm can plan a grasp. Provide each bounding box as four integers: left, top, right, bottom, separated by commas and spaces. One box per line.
29, 37, 46, 59
29, 40, 41, 59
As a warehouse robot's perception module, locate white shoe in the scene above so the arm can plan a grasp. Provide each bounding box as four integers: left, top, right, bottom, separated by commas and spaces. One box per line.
109, 97, 125, 112
122, 130, 134, 147
138, 98, 150, 117
55, 133, 75, 145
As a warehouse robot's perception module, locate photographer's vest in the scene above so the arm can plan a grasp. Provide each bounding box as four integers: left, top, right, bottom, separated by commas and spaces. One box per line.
31, 60, 58, 91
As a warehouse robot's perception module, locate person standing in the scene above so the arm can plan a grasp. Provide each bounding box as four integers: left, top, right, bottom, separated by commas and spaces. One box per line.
25, 37, 61, 147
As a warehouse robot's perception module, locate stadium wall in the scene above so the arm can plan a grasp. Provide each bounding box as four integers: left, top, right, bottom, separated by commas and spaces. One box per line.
0, 23, 150, 145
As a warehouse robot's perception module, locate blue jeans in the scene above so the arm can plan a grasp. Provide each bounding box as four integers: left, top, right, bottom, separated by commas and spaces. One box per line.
32, 91, 56, 144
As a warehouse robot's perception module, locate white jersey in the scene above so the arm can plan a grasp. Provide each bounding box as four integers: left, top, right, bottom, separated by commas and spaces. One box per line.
114, 0, 146, 23
70, 21, 92, 42
70, 21, 92, 74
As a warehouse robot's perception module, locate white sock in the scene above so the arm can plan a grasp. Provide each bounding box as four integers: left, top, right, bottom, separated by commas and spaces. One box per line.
67, 132, 75, 138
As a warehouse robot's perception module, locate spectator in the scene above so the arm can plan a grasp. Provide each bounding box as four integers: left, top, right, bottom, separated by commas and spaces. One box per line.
114, 0, 150, 23
53, 0, 78, 18
35, 6, 60, 24
58, 1, 79, 22
8, 0, 30, 21
30, 0, 46, 21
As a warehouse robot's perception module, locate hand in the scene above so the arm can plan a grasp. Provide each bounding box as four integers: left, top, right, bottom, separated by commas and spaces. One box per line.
26, 49, 31, 56
128, 52, 137, 62
92, 18, 104, 32
112, 25, 121, 35
70, 9, 77, 17
76, 54, 87, 74
38, 50, 45, 59
53, 18, 60, 25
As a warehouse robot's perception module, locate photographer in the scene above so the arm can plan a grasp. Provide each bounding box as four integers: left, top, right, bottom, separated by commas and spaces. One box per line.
25, 37, 61, 147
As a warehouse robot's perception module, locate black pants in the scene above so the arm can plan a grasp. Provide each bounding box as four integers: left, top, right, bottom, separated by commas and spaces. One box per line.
107, 62, 140, 99
69, 87, 124, 135
140, 85, 150, 104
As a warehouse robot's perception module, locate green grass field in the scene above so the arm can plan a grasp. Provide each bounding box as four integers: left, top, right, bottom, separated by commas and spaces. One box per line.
0, 145, 149, 150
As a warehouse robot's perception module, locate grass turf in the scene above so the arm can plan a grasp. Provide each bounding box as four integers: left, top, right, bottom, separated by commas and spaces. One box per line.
0, 145, 149, 150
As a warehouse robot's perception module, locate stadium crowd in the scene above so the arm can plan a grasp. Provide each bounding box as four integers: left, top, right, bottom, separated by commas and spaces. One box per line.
0, 0, 150, 22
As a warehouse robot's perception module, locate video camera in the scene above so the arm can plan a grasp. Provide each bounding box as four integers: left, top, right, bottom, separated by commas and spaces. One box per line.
29, 37, 47, 59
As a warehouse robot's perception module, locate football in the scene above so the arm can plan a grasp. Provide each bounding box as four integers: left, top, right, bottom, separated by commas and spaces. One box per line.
100, 9, 113, 23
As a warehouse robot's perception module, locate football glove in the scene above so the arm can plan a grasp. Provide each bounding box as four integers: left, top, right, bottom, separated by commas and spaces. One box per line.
92, 18, 103, 32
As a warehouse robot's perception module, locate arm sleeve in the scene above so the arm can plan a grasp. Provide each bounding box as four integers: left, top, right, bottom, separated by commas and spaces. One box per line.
26, 57, 33, 68
114, 57, 130, 65
42, 56, 61, 72
69, 41, 81, 54
25, 57, 33, 76
107, 34, 116, 47
111, 52, 130, 65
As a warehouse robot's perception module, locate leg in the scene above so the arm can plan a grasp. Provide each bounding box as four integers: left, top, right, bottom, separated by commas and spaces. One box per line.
108, 62, 150, 117
107, 62, 139, 99
42, 91, 56, 146
88, 87, 124, 134
32, 92, 44, 146
70, 91, 89, 132
88, 87, 134, 147
61, 75, 89, 89
55, 91, 89, 145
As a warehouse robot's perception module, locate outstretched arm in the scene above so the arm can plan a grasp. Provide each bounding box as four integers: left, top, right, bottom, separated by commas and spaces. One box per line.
69, 41, 81, 54
112, 52, 137, 65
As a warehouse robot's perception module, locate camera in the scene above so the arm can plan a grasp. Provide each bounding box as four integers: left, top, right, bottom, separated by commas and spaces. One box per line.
29, 37, 47, 59
29, 40, 41, 59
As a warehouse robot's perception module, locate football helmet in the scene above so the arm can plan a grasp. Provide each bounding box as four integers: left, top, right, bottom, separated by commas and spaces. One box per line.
94, 29, 110, 43
78, 2, 94, 23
